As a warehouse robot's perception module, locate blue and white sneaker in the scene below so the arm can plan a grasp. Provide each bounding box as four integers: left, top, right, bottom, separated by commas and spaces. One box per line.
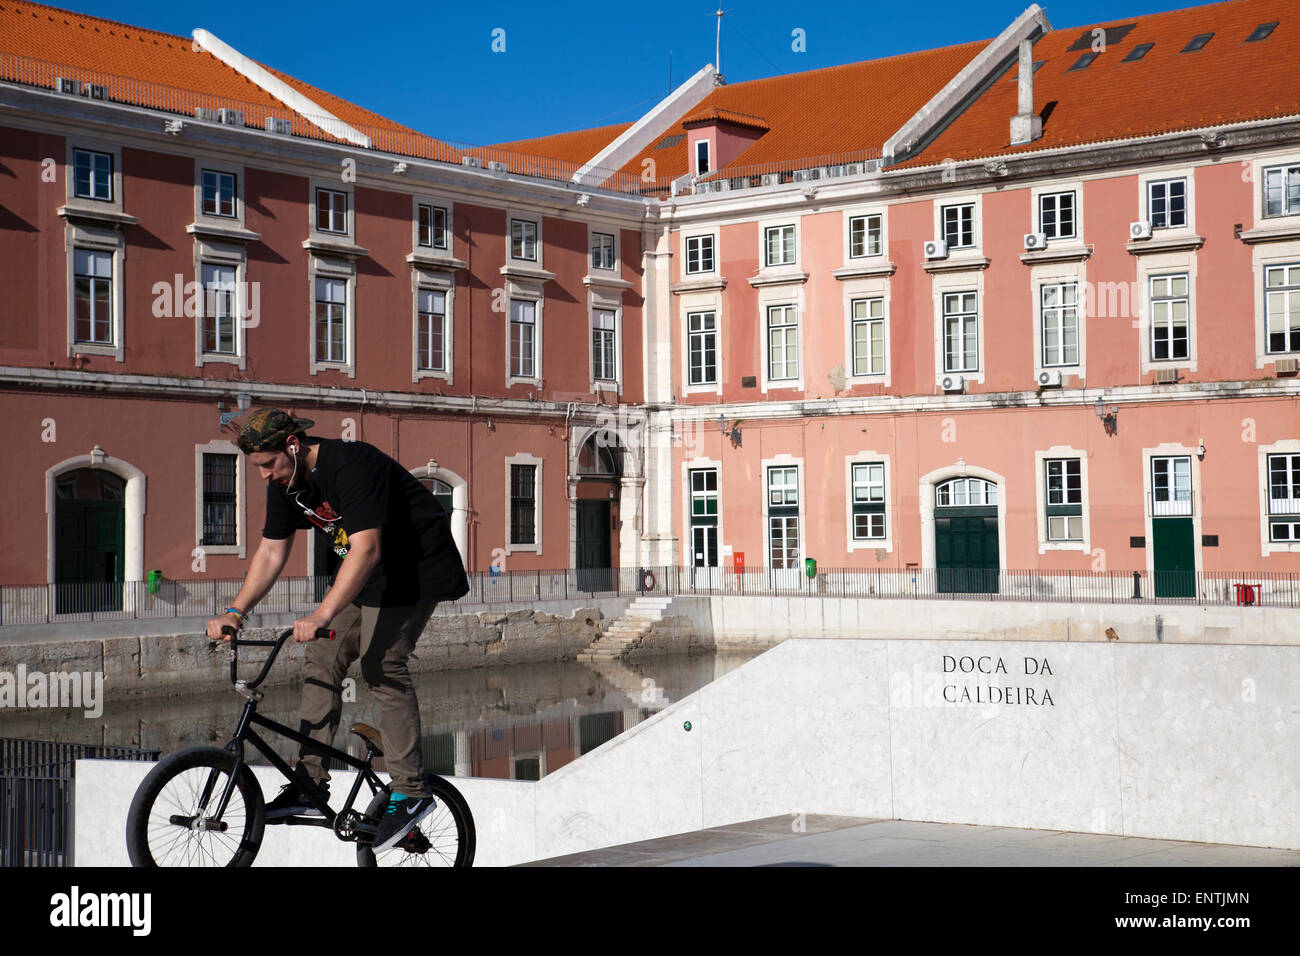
373, 792, 435, 850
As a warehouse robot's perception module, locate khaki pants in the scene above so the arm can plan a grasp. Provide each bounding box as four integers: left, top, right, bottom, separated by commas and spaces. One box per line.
297, 601, 436, 798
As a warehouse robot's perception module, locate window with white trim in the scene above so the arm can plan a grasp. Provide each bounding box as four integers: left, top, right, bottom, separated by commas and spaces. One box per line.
1044, 458, 1083, 541
851, 297, 885, 375
416, 288, 447, 372
850, 462, 886, 540
314, 277, 347, 363
73, 248, 113, 344
1041, 282, 1079, 367
509, 464, 536, 545
73, 149, 112, 201
687, 310, 717, 385
849, 214, 882, 258
511, 218, 537, 261
689, 468, 719, 568
1147, 178, 1187, 229
942, 291, 979, 373
941, 203, 975, 248
936, 478, 997, 506
695, 140, 710, 175
1263, 164, 1300, 218
201, 169, 236, 218
1265, 263, 1300, 353
767, 304, 799, 381
1151, 456, 1192, 516
509, 299, 536, 377
316, 188, 347, 234
200, 263, 237, 355
1267, 453, 1300, 540
591, 232, 615, 270
1149, 274, 1190, 361
767, 465, 800, 570
201, 453, 238, 546
1038, 191, 1076, 240
592, 309, 616, 382
764, 225, 796, 267
417, 203, 448, 249
686, 235, 715, 274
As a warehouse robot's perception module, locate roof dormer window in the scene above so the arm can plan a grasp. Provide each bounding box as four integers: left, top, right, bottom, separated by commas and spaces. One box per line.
695, 139, 711, 175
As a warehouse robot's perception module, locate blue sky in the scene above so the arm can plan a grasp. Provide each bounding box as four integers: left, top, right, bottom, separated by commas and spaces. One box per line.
56, 0, 1217, 147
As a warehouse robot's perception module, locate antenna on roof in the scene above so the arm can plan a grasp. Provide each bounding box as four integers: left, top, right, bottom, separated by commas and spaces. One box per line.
714, 6, 730, 85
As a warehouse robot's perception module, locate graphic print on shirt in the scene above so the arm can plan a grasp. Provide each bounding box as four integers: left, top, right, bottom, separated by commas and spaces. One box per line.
298, 498, 350, 557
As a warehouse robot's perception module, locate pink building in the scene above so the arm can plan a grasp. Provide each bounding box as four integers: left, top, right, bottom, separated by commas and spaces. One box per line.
2, 0, 1299, 614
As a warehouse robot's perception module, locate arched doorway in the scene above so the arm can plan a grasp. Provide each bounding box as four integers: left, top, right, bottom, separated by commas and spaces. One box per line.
575, 434, 622, 592
54, 468, 125, 612
934, 477, 999, 594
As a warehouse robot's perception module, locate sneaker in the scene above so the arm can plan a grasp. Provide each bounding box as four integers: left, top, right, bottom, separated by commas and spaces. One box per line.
265, 775, 329, 821
373, 793, 435, 850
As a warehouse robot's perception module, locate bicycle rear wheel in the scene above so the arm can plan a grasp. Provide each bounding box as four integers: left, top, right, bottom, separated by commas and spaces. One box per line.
356, 775, 474, 867
126, 747, 266, 867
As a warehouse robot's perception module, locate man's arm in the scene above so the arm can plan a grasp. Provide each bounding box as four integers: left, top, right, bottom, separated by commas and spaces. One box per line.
291, 527, 380, 642
205, 535, 293, 641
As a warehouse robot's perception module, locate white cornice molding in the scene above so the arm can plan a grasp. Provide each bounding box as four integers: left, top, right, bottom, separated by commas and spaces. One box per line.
192, 29, 371, 148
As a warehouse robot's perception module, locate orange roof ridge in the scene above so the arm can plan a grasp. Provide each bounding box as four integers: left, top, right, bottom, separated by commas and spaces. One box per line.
2, 0, 194, 45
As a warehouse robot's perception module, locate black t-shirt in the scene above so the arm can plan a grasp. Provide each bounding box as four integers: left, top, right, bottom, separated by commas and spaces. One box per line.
262, 439, 469, 607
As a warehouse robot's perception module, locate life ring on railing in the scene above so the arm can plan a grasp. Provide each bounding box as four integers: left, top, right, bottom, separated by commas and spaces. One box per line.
640, 569, 656, 592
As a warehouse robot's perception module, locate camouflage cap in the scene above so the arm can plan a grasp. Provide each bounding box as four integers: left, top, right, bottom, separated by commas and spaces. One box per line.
236, 408, 315, 453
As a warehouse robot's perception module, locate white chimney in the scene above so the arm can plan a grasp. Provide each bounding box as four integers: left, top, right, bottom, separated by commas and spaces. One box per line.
1010, 38, 1043, 145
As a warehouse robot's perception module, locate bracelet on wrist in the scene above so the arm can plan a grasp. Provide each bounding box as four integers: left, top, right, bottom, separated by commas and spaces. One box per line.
224, 606, 248, 626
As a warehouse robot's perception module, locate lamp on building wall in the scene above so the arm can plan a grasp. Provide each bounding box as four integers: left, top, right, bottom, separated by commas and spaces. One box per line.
1197, 437, 1206, 459
1093, 397, 1119, 436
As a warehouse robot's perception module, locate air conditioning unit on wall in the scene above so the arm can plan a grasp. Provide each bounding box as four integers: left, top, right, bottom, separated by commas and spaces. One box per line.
939, 373, 965, 393
924, 238, 948, 260
1130, 220, 1152, 240
1024, 232, 1048, 251
1037, 369, 1062, 387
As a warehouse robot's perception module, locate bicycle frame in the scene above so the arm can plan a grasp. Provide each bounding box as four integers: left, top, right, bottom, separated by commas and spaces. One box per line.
201, 627, 388, 841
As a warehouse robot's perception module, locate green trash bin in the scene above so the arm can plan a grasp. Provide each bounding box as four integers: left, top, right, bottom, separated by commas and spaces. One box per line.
804, 557, 817, 579
147, 569, 162, 594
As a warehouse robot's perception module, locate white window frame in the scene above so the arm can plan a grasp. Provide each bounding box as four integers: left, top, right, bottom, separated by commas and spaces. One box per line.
680, 289, 723, 397
940, 201, 976, 250
72, 147, 114, 202
589, 229, 617, 272
199, 168, 238, 220
1033, 447, 1090, 554
1136, 249, 1198, 376
765, 303, 801, 385
506, 295, 543, 387
931, 270, 985, 385
845, 452, 894, 553
1039, 280, 1081, 369
761, 455, 804, 571
66, 230, 125, 362
1030, 259, 1087, 383
695, 138, 711, 176
504, 453, 542, 555
65, 140, 123, 215
312, 185, 350, 237
1030, 180, 1086, 248
1148, 272, 1191, 364
1262, 162, 1300, 219
1149, 453, 1194, 517
763, 223, 798, 268
930, 192, 983, 258
686, 309, 718, 388
414, 199, 451, 251
940, 290, 979, 374
684, 232, 717, 275
308, 256, 356, 377
509, 215, 540, 264
198, 260, 241, 360
841, 276, 891, 387
1146, 177, 1188, 230
849, 296, 887, 377
847, 212, 884, 260
1037, 190, 1077, 241
1138, 167, 1197, 237
413, 271, 454, 384
1259, 440, 1300, 554
195, 441, 245, 557
682, 460, 723, 570
589, 298, 622, 393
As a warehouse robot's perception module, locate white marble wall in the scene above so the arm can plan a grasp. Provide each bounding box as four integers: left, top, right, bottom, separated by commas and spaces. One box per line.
77, 637, 1300, 865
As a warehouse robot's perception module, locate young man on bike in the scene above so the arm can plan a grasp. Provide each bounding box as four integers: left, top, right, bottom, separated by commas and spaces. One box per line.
206, 408, 469, 850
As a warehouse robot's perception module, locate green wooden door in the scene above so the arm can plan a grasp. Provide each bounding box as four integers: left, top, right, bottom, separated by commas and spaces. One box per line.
1152, 517, 1196, 598
936, 513, 999, 593
55, 500, 124, 612
576, 500, 612, 592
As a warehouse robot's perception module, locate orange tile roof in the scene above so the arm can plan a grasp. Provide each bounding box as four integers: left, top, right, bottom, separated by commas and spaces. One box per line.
613, 39, 988, 180
681, 106, 770, 131
492, 122, 633, 166
902, 0, 1300, 167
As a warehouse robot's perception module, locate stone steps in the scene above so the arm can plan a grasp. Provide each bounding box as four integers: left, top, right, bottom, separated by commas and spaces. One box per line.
576, 597, 673, 662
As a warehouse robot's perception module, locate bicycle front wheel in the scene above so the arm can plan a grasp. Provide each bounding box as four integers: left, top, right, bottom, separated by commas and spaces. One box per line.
126, 747, 266, 867
356, 775, 475, 868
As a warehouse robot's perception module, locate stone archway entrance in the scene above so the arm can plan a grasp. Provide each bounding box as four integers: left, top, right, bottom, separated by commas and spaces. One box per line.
54, 468, 125, 612
575, 434, 621, 592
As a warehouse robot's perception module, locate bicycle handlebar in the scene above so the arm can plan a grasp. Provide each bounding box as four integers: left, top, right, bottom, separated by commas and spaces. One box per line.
220, 625, 335, 690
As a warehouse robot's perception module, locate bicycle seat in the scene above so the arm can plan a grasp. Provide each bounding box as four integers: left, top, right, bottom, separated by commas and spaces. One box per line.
348, 723, 385, 756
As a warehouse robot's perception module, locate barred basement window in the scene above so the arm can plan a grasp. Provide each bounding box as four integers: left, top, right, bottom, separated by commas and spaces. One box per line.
1044, 458, 1082, 541
202, 453, 238, 546
509, 464, 536, 545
